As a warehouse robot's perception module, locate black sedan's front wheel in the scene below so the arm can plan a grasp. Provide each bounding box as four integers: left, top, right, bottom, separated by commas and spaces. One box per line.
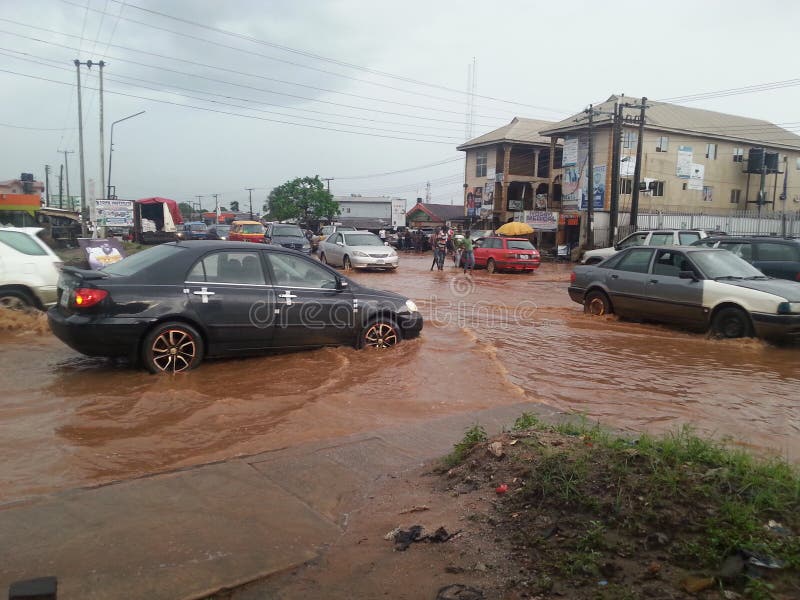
358, 318, 402, 349
142, 322, 204, 374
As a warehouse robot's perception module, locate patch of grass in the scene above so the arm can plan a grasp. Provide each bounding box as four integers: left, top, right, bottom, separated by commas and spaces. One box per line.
513, 412, 544, 431
442, 424, 487, 468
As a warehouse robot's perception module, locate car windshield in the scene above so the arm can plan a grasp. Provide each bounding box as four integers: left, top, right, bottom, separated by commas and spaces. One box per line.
343, 233, 383, 246
240, 224, 265, 234
103, 243, 186, 276
689, 249, 765, 280
507, 240, 535, 250
189, 223, 207, 231
338, 226, 356, 231
273, 225, 303, 237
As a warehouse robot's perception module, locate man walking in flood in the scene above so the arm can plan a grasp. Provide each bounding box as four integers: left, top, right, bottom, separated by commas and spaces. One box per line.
432, 226, 448, 271
460, 234, 475, 274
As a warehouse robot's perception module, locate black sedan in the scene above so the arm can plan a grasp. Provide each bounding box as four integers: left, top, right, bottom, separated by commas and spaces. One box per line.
48, 241, 423, 373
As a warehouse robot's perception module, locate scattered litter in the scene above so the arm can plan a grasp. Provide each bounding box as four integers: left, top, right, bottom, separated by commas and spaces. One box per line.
435, 583, 485, 600
428, 526, 460, 543
764, 520, 792, 536
742, 549, 784, 569
645, 531, 670, 548
488, 441, 504, 458
722, 591, 742, 599
681, 575, 715, 593
509, 439, 518, 446
393, 525, 424, 551
445, 565, 465, 574
473, 562, 487, 572
400, 505, 430, 514
383, 527, 401, 541
597, 580, 608, 586
494, 483, 508, 495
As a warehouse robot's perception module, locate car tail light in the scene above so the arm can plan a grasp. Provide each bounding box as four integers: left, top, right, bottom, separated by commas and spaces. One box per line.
73, 288, 108, 308
570, 271, 577, 284
796, 272, 800, 282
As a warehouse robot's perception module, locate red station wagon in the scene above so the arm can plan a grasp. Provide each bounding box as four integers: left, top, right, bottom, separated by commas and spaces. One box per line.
472, 236, 541, 273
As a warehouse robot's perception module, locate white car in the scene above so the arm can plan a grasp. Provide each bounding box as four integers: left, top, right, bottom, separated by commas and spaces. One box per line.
0, 227, 63, 310
319, 230, 398, 270
581, 230, 709, 264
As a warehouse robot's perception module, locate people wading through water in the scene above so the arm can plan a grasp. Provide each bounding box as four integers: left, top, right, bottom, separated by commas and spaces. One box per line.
460, 234, 475, 274
431, 226, 448, 271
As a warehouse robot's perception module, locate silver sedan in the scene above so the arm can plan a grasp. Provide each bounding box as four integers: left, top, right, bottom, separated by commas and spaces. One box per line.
318, 231, 398, 270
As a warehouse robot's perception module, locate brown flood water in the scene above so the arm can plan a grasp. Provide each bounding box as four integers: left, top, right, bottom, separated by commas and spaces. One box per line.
0, 253, 798, 503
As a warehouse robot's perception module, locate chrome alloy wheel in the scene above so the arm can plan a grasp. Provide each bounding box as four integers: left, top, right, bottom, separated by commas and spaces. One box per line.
150, 328, 197, 372
362, 322, 399, 348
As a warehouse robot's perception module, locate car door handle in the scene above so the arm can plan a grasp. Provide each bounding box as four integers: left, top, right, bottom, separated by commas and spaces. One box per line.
611, 274, 619, 279
649, 279, 658, 283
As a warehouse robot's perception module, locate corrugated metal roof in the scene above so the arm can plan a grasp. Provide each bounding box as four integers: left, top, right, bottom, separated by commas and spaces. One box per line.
541, 95, 800, 150
406, 202, 466, 220
457, 117, 556, 150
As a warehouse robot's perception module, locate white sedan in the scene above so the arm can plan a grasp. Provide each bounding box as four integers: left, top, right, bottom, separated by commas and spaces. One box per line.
319, 231, 398, 271
0, 227, 63, 310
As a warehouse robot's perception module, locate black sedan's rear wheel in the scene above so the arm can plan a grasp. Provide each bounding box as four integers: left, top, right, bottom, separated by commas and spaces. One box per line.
584, 290, 612, 316
358, 318, 402, 349
711, 307, 753, 339
142, 322, 204, 374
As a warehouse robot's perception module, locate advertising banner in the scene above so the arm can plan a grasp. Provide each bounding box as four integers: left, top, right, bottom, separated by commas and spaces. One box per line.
95, 199, 134, 227
688, 163, 705, 190
579, 165, 606, 210
677, 146, 693, 178
78, 238, 127, 270
562, 136, 579, 167
620, 155, 636, 177
523, 210, 558, 231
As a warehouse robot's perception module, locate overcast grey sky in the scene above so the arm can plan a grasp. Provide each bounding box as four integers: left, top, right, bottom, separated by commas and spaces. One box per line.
1, 0, 797, 211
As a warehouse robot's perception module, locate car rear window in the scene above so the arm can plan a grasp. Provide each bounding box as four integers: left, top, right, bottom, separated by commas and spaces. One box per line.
273, 225, 303, 236
103, 244, 186, 276
241, 224, 265, 234
648, 233, 673, 245
507, 240, 535, 250
679, 232, 701, 244
0, 230, 47, 255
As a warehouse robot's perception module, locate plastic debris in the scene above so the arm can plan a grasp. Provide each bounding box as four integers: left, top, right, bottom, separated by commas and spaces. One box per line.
743, 549, 784, 569
495, 483, 508, 495
681, 576, 715, 593
488, 441, 504, 458
436, 583, 485, 600
393, 525, 424, 551
764, 520, 792, 536
428, 526, 460, 543
399, 505, 430, 514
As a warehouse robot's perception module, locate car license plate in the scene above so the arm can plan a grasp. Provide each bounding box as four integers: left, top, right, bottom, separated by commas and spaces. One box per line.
59, 288, 71, 307
376, 259, 385, 264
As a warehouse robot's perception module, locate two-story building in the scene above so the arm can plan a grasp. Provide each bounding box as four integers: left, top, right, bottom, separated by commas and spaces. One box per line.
458, 117, 563, 248
541, 95, 800, 246
333, 195, 407, 229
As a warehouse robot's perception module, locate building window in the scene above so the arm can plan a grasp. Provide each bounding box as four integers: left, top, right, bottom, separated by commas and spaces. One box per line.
475, 151, 487, 177
656, 136, 669, 152
733, 148, 744, 162
623, 131, 638, 149
706, 143, 717, 160
619, 178, 632, 194
651, 181, 665, 197
702, 186, 713, 202
730, 189, 741, 204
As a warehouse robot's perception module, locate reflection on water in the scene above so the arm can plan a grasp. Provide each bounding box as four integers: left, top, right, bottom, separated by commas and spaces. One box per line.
0, 255, 798, 502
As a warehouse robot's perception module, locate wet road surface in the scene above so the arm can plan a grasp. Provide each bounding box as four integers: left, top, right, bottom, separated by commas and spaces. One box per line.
0, 253, 798, 503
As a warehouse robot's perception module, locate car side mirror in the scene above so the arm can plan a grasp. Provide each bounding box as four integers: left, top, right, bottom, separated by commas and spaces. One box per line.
337, 241, 344, 246
614, 243, 621, 251
336, 277, 348, 290
679, 270, 698, 281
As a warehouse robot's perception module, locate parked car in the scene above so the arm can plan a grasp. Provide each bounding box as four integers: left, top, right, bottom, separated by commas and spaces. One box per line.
228, 220, 266, 243
264, 223, 312, 253
581, 230, 709, 264
312, 225, 357, 251
176, 222, 210, 240
568, 246, 800, 340
470, 236, 540, 273
48, 241, 423, 373
0, 227, 63, 310
207, 224, 231, 240
691, 236, 800, 282
319, 231, 398, 270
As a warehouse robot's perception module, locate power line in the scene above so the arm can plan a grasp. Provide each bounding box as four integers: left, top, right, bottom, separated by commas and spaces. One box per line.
78, 0, 568, 115
0, 121, 76, 131
0, 67, 459, 145
336, 157, 463, 180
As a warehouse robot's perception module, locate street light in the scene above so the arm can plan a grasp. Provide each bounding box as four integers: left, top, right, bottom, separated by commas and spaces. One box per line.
107, 110, 145, 199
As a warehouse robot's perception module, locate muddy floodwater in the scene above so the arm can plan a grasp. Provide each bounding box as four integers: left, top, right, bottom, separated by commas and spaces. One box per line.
1, 254, 798, 503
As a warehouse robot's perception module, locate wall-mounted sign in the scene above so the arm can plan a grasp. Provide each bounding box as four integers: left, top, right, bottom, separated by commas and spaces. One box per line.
677, 146, 693, 178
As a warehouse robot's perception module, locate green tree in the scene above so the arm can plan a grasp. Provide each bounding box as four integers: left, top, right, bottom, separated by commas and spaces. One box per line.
267, 176, 339, 222
229, 200, 240, 212
178, 202, 194, 220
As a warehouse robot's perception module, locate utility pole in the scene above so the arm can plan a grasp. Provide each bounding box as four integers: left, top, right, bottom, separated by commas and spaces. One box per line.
98, 60, 106, 199
245, 187, 255, 220
59, 164, 64, 209
59, 149, 74, 210
195, 195, 204, 217
322, 177, 334, 192
586, 105, 594, 250
609, 103, 623, 243
629, 97, 647, 231
44, 164, 51, 206
74, 59, 89, 234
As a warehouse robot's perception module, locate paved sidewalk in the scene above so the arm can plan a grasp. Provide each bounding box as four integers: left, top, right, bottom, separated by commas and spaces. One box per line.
0, 401, 563, 599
